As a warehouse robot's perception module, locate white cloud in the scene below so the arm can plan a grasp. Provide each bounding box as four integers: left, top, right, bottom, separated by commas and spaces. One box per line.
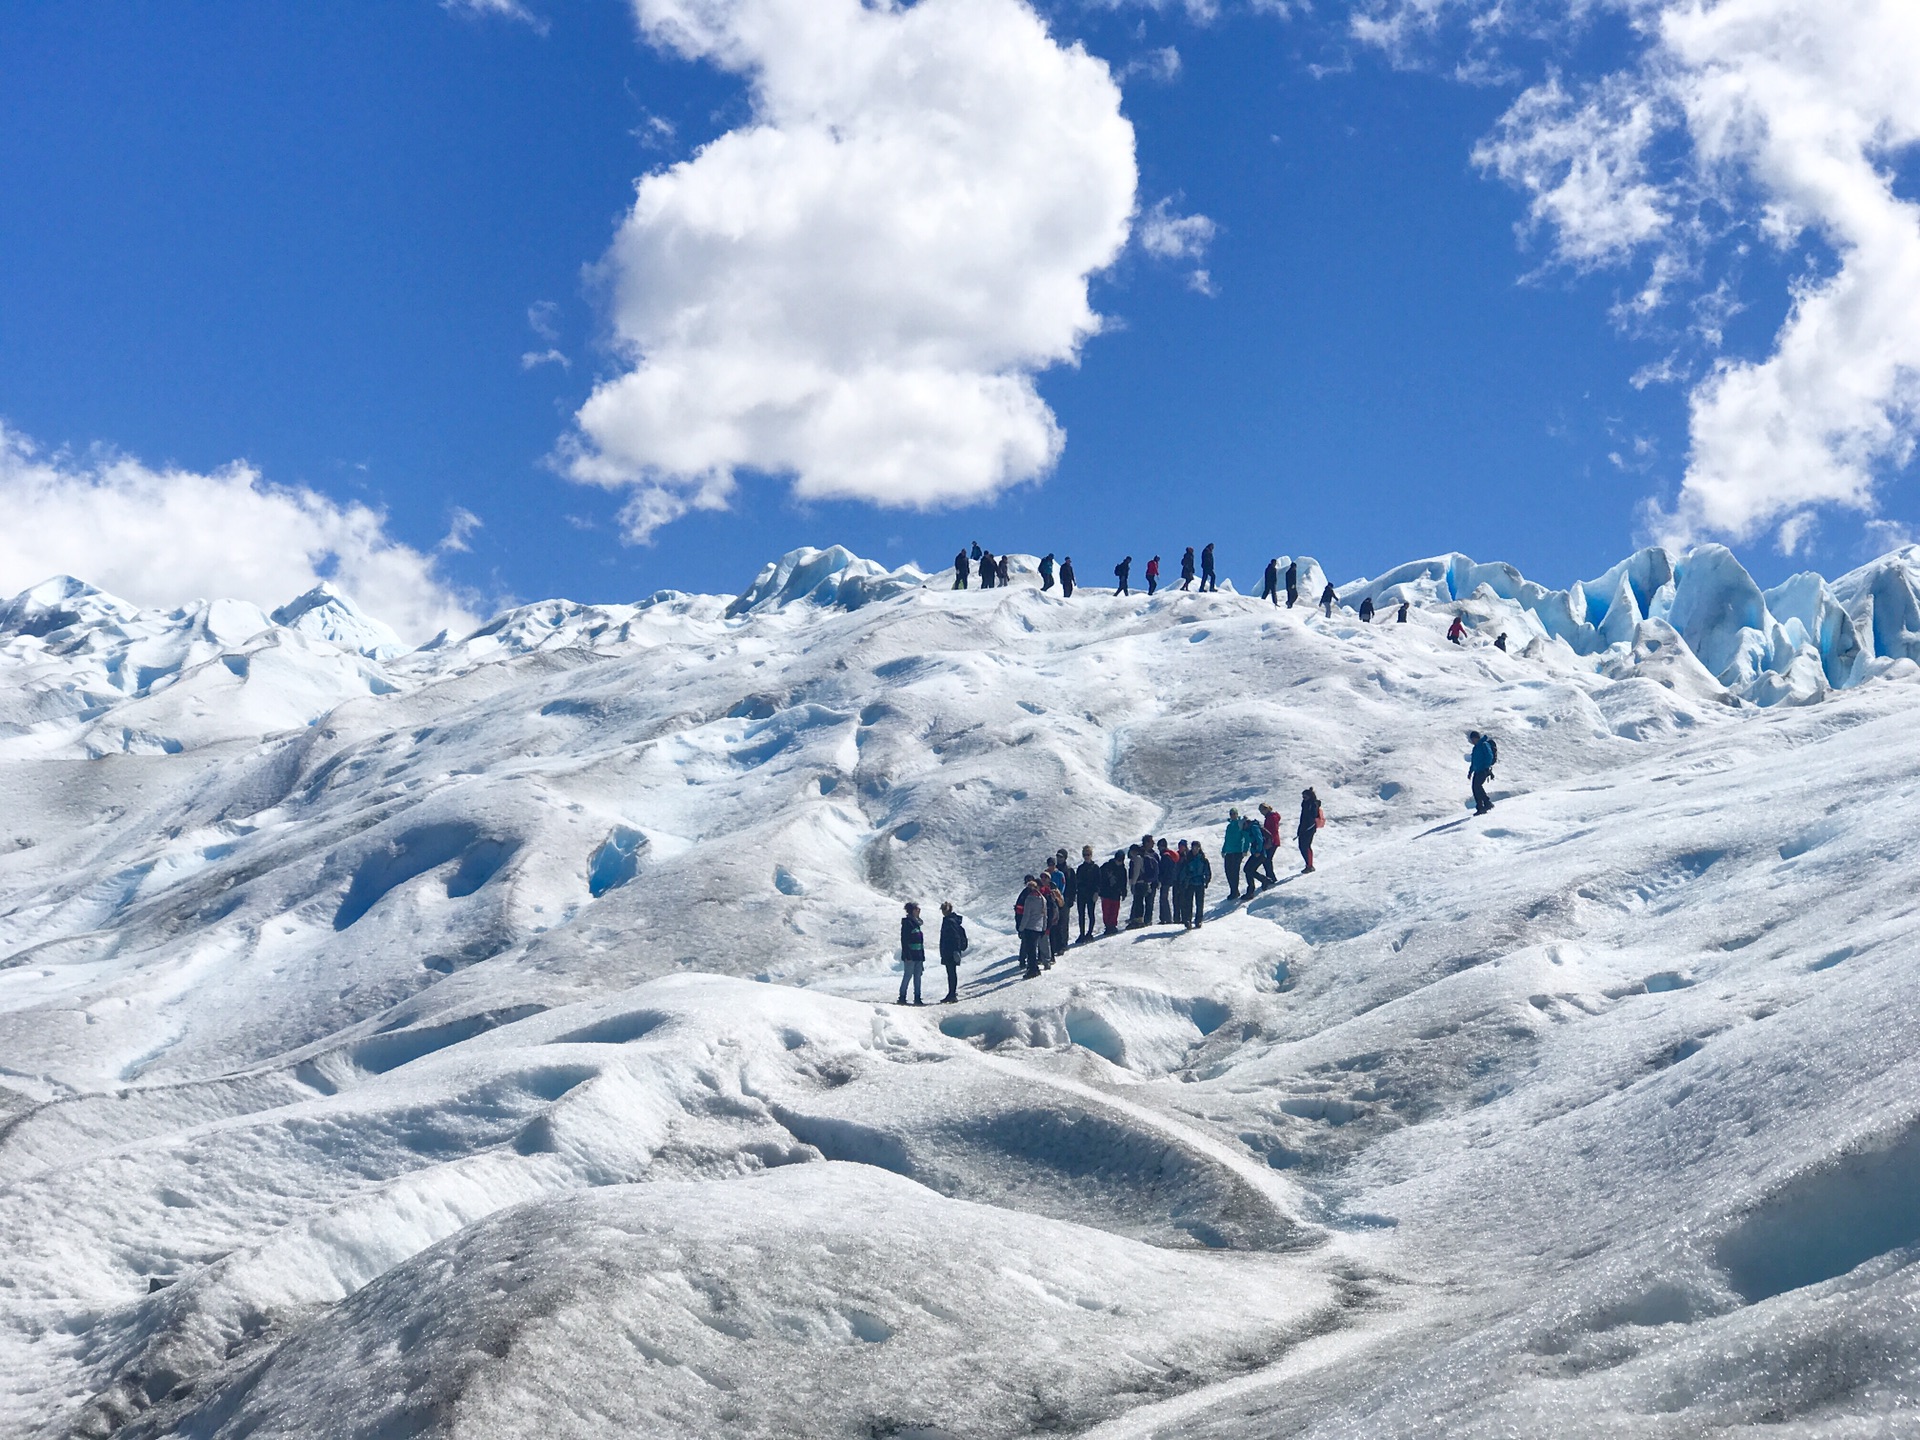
1369, 0, 1920, 551
1139, 197, 1217, 260
443, 0, 548, 34
1120, 46, 1184, 84
564, 0, 1138, 541
522, 348, 570, 370
0, 426, 480, 643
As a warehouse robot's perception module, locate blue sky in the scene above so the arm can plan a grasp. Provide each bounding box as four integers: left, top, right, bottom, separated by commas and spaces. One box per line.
2, 0, 1916, 631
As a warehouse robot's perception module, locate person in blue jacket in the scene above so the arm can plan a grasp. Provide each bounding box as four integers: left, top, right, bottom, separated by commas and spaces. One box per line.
1468, 730, 1497, 814
1221, 807, 1250, 899
1182, 843, 1213, 928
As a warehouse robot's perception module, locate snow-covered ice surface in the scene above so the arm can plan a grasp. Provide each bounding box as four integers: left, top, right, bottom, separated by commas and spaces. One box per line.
5, 543, 1920, 1437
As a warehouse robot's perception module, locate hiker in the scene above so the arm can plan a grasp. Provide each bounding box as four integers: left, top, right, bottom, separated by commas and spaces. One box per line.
938, 902, 967, 1002
1131, 843, 1159, 927
1201, 543, 1218, 592
1285, 560, 1299, 608
1146, 555, 1161, 596
1494, 632, 1508, 652
1040, 553, 1056, 591
1260, 801, 1283, 869
1320, 582, 1338, 617
1262, 558, 1281, 605
979, 548, 996, 590
1115, 556, 1132, 596
1243, 811, 1276, 891
953, 550, 970, 590
1298, 789, 1323, 873
1359, 597, 1375, 623
1397, 600, 1410, 623
1156, 839, 1177, 923
1180, 547, 1197, 591
1098, 850, 1130, 935
898, 903, 926, 1005
997, 554, 1011, 587
1017, 877, 1052, 978
1182, 843, 1212, 927
1448, 615, 1466, 644
1049, 853, 1073, 956
1060, 557, 1076, 598
970, 541, 982, 561
1125, 844, 1147, 927
1074, 846, 1101, 941
1468, 730, 1497, 815
1221, 807, 1249, 899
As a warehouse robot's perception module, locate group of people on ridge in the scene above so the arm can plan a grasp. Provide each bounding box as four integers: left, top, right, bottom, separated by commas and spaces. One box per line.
894, 790, 1332, 1001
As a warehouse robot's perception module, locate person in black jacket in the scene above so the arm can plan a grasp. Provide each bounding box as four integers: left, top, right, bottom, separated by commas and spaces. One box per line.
1359, 597, 1375, 623
953, 550, 970, 590
1098, 850, 1130, 935
1320, 581, 1338, 617
979, 548, 996, 590
1285, 560, 1299, 608
898, 903, 926, 1004
1050, 851, 1073, 955
1114, 556, 1132, 596
1200, 543, 1218, 592
1297, 789, 1322, 873
997, 554, 1011, 587
1039, 554, 1056, 591
1156, 839, 1177, 922
1182, 843, 1212, 927
1397, 600, 1410, 623
1073, 846, 1101, 941
937, 901, 967, 1003
1262, 558, 1280, 605
1180, 547, 1196, 591
1060, 557, 1076, 598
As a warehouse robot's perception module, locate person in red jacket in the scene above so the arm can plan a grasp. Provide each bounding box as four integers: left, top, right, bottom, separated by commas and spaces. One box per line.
1448, 615, 1467, 644
1145, 555, 1161, 595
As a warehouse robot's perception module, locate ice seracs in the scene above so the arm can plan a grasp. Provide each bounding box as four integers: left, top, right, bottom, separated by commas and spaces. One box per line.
269, 582, 407, 661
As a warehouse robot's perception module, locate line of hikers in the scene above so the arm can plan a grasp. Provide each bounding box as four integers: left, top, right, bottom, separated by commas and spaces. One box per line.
894, 790, 1330, 1000
952, 545, 1421, 625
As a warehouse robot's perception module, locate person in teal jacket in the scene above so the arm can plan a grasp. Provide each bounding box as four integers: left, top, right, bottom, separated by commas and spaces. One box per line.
1221, 808, 1249, 899
1182, 843, 1213, 928
1468, 731, 1497, 814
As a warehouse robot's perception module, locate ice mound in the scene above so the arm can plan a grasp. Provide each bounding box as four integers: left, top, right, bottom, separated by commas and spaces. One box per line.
726, 545, 927, 616
271, 583, 407, 660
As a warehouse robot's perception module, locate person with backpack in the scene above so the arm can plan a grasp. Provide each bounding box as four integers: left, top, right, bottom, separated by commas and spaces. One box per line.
1180, 547, 1196, 591
1017, 877, 1052, 978
1260, 801, 1283, 863
1262, 558, 1281, 605
1221, 807, 1249, 899
1074, 845, 1101, 942
1468, 730, 1497, 814
1114, 556, 1132, 596
1285, 560, 1299, 608
938, 902, 968, 1002
1358, 597, 1375, 623
1098, 849, 1130, 935
1039, 553, 1056, 591
970, 541, 982, 561
898, 902, 927, 1005
1242, 812, 1276, 891
1201, 543, 1218, 592
1060, 557, 1076, 598
1134, 843, 1160, 926
997, 554, 1011, 587
1494, 632, 1508, 652
1145, 555, 1161, 596
1297, 789, 1323, 873
1048, 856, 1072, 956
953, 550, 970, 590
1182, 843, 1213, 927
978, 548, 996, 590
1448, 615, 1466, 644
1156, 839, 1177, 923
1320, 581, 1338, 617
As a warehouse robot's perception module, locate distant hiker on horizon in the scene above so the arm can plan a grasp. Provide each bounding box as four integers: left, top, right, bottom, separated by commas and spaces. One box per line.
953, 550, 970, 590
1359, 597, 1375, 623
1397, 600, 1410, 623
970, 541, 982, 561
979, 548, 996, 590
1285, 560, 1299, 608
1115, 556, 1132, 596
938, 902, 967, 1003
898, 903, 926, 1005
1494, 632, 1508, 652
1201, 543, 1219, 592
1180, 547, 1197, 591
1468, 730, 1497, 815
997, 554, 1011, 587
1298, 789, 1323, 873
1182, 842, 1212, 928
1320, 582, 1338, 617
1060, 557, 1076, 598
1262, 558, 1281, 605
1040, 553, 1056, 591
1448, 615, 1466, 644
1146, 555, 1161, 596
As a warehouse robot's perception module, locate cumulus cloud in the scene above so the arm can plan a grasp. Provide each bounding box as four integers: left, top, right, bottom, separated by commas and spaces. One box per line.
565, 0, 1138, 541
1372, 0, 1920, 552
0, 427, 481, 643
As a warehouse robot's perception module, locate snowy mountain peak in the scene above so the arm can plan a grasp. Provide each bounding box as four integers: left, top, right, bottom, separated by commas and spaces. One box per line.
0, 574, 141, 638
726, 545, 927, 617
270, 581, 408, 660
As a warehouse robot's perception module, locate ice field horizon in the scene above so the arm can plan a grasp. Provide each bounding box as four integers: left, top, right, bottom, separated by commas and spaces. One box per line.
6, 536, 1920, 1437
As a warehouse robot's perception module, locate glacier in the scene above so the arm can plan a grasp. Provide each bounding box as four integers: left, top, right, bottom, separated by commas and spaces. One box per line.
4, 540, 1920, 1438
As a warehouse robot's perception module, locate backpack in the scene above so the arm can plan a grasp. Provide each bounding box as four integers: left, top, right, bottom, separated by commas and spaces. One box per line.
1315, 808, 1326, 830
1486, 737, 1498, 766
955, 919, 969, 953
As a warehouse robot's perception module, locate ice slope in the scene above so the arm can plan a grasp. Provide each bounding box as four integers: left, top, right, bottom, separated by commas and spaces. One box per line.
2, 543, 1920, 1437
